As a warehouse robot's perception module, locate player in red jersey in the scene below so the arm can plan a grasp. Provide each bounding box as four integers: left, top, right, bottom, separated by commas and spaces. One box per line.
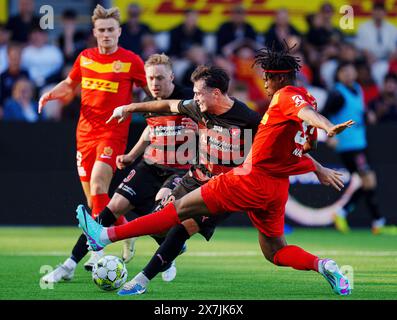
38, 5, 150, 268
78, 46, 355, 295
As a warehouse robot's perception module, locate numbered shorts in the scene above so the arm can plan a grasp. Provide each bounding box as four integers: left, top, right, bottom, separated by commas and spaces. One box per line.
201, 168, 290, 238
76, 138, 127, 182
159, 170, 231, 241
115, 160, 186, 215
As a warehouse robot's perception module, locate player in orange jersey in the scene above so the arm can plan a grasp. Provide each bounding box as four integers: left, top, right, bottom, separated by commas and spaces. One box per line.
38, 5, 150, 269
78, 45, 355, 296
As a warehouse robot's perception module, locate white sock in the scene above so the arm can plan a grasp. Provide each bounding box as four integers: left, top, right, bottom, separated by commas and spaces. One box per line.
337, 208, 348, 218
134, 272, 149, 287
99, 228, 112, 245
64, 258, 77, 270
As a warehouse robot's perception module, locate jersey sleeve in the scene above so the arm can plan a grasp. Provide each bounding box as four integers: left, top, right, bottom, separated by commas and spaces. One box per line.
279, 88, 313, 121
177, 99, 200, 122
129, 54, 147, 88
68, 52, 82, 82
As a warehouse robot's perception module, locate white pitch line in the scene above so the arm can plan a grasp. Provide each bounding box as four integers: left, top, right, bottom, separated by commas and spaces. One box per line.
2, 250, 397, 257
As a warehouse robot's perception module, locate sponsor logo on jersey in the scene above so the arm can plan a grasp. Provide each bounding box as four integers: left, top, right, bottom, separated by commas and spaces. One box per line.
80, 56, 131, 73
230, 127, 241, 136
292, 95, 305, 107
82, 77, 119, 93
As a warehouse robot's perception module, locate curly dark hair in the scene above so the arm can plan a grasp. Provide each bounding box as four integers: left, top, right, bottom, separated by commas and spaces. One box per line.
253, 41, 301, 80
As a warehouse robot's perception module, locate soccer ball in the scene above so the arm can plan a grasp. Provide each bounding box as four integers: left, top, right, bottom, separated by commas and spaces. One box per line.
92, 255, 128, 291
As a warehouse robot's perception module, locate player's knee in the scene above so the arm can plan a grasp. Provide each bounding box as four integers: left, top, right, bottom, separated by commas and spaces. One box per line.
90, 178, 108, 195
182, 219, 200, 236
174, 199, 193, 221
361, 171, 377, 190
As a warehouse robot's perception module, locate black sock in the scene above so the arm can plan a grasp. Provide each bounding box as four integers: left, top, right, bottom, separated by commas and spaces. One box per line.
143, 224, 190, 280
96, 207, 118, 226
71, 233, 90, 264
70, 207, 118, 264
151, 235, 166, 246
343, 188, 363, 214
363, 189, 382, 220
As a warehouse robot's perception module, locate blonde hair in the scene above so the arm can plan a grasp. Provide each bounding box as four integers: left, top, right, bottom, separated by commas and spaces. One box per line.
145, 53, 173, 70
91, 4, 121, 25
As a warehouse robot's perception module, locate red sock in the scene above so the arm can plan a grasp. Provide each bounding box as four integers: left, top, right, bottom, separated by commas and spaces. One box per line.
107, 203, 181, 242
91, 194, 110, 219
114, 215, 128, 226
273, 245, 319, 271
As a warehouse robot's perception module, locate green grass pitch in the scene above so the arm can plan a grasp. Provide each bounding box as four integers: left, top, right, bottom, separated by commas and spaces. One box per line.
0, 226, 396, 300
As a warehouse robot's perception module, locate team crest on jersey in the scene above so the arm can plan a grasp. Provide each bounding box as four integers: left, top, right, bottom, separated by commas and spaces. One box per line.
230, 127, 241, 136
292, 95, 305, 107
112, 60, 122, 73
103, 146, 113, 156
123, 169, 136, 183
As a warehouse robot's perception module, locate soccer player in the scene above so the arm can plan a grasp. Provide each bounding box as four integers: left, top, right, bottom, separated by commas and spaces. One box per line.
38, 5, 150, 269
115, 65, 262, 295
78, 47, 355, 296
40, 53, 195, 284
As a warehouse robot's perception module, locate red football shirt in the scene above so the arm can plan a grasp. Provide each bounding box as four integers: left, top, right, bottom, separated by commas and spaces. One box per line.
68, 47, 147, 142
248, 86, 318, 177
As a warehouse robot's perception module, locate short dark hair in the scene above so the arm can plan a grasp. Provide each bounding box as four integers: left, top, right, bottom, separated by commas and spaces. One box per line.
190, 65, 230, 94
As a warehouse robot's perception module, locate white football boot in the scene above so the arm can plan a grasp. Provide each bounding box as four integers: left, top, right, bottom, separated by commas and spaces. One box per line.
84, 250, 104, 271
41, 264, 75, 284
122, 237, 137, 263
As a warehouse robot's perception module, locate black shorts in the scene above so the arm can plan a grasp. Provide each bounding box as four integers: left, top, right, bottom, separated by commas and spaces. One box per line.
158, 169, 230, 241
115, 160, 186, 216
339, 149, 372, 175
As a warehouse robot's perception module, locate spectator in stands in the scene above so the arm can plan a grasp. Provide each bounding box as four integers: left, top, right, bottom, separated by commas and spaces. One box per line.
306, 2, 344, 49
321, 42, 359, 90
119, 3, 152, 56
355, 61, 380, 107
0, 24, 11, 74
355, 2, 397, 87
180, 45, 209, 88
6, 0, 40, 43
369, 72, 397, 123
355, 2, 397, 63
168, 9, 204, 58
0, 43, 30, 109
140, 34, 160, 61
3, 78, 43, 122
58, 9, 88, 64
264, 8, 300, 51
216, 5, 256, 55
21, 27, 64, 90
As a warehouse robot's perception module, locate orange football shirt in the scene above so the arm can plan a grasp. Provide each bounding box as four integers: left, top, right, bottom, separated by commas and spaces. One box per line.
69, 47, 147, 142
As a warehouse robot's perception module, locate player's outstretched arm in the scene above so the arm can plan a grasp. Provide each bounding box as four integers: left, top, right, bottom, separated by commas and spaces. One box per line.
38, 77, 79, 114
297, 106, 355, 137
305, 154, 344, 191
106, 99, 181, 124
116, 126, 150, 170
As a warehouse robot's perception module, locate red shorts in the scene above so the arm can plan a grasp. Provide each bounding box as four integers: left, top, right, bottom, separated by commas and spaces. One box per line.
201, 167, 289, 237
76, 138, 127, 182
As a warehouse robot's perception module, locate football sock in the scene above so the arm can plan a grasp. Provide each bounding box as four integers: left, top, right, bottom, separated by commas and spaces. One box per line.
91, 193, 110, 219
363, 189, 382, 220
70, 207, 118, 264
64, 257, 77, 270
114, 215, 128, 226
107, 203, 181, 242
143, 224, 190, 280
273, 245, 319, 271
71, 233, 90, 264
342, 188, 363, 216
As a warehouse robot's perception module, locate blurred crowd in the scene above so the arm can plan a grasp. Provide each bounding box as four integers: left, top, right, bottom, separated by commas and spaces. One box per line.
1, 0, 397, 124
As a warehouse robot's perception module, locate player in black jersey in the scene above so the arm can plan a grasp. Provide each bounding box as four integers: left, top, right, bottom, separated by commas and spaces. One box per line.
41, 54, 195, 284
105, 65, 262, 296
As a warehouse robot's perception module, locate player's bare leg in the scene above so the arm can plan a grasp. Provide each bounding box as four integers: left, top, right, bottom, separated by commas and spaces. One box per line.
81, 181, 92, 209
258, 232, 351, 295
